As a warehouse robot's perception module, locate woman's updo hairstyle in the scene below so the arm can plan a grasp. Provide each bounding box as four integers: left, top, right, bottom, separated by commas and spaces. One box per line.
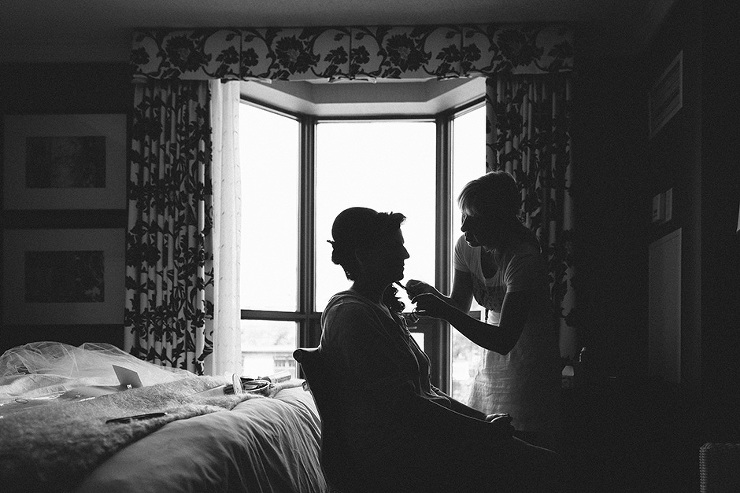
329, 207, 406, 281
458, 170, 521, 224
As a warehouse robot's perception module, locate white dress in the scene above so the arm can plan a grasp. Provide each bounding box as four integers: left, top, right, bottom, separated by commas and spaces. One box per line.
454, 234, 561, 434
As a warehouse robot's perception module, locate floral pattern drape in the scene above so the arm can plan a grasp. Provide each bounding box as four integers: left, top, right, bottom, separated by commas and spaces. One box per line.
485, 73, 575, 356
131, 24, 572, 81
125, 80, 215, 373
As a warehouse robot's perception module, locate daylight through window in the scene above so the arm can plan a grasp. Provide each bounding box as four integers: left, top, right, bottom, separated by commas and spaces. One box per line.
238, 100, 486, 397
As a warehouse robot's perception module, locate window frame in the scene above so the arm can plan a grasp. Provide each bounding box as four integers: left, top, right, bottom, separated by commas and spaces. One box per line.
239, 95, 485, 392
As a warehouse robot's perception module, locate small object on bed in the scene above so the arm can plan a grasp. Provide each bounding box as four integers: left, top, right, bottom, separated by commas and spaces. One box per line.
111, 364, 143, 388
231, 372, 244, 394
105, 411, 168, 424
262, 369, 292, 383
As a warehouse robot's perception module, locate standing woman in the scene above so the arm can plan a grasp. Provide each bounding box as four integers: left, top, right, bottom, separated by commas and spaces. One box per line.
407, 171, 561, 450
320, 206, 559, 493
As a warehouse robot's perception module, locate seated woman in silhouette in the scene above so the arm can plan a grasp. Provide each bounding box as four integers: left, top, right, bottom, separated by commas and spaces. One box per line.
319, 206, 559, 493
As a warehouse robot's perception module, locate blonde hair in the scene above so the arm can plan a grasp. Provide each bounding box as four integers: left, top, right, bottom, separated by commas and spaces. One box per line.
458, 170, 521, 223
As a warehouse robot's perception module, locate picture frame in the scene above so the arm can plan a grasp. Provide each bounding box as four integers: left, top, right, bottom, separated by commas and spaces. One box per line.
2, 228, 126, 324
3, 114, 127, 210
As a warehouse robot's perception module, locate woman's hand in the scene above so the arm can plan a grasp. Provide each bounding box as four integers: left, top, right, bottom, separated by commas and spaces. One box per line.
405, 279, 440, 299
410, 292, 452, 320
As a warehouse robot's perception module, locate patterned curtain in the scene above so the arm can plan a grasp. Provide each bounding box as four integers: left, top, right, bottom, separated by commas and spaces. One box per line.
124, 80, 215, 373
131, 24, 573, 81
485, 73, 576, 357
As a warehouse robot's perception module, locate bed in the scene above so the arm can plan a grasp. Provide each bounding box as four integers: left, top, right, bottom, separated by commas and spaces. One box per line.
0, 342, 328, 493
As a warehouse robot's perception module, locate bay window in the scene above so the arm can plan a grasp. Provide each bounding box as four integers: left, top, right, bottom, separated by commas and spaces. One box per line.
239, 83, 485, 396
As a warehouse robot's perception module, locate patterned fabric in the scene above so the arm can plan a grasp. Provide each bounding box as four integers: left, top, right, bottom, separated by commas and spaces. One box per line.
131, 24, 573, 81
453, 236, 506, 320
485, 73, 575, 354
125, 80, 215, 373
472, 276, 506, 316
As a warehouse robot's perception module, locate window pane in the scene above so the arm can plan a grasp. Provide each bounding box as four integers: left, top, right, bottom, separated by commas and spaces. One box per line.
315, 121, 436, 311
240, 320, 298, 378
452, 105, 486, 309
451, 105, 487, 402
411, 332, 425, 350
239, 104, 300, 311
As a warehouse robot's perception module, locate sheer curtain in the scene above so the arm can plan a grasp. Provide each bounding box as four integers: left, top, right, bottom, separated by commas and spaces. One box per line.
205, 80, 242, 376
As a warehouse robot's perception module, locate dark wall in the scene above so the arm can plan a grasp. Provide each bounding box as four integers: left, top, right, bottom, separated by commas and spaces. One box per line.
569, 3, 738, 487
571, 29, 651, 379
642, 0, 740, 442
643, 0, 703, 402
639, 0, 740, 442
572, 0, 740, 442
698, 0, 740, 441
634, 9, 707, 489
1, 63, 131, 114
568, 20, 706, 489
0, 63, 131, 354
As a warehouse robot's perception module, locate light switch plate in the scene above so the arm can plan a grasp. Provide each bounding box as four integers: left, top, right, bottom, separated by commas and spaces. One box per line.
664, 188, 673, 222
652, 194, 664, 223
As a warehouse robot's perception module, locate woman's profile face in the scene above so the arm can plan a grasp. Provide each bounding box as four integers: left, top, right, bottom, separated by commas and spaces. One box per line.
359, 228, 410, 283
461, 211, 506, 250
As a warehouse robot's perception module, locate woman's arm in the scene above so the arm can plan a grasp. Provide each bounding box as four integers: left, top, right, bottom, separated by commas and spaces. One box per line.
413, 289, 532, 355
431, 385, 486, 420
448, 268, 474, 312
406, 269, 474, 312
401, 390, 512, 438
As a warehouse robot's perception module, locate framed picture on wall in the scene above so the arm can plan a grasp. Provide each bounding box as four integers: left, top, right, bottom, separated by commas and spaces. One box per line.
2, 114, 127, 209
2, 228, 126, 324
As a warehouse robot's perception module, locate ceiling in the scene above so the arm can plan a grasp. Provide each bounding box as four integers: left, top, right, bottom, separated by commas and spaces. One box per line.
0, 0, 677, 63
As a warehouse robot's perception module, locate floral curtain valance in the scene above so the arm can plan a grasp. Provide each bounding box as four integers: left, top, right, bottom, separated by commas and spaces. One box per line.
132, 24, 572, 82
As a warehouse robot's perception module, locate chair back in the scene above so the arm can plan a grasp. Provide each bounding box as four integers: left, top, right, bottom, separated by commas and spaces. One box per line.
293, 347, 368, 493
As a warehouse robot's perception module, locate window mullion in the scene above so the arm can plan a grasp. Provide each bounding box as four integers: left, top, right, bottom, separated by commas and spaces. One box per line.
299, 115, 319, 347
436, 116, 453, 299
433, 114, 453, 392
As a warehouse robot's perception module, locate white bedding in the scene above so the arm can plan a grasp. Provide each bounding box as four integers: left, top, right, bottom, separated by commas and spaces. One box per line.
0, 343, 328, 493
74, 386, 327, 493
